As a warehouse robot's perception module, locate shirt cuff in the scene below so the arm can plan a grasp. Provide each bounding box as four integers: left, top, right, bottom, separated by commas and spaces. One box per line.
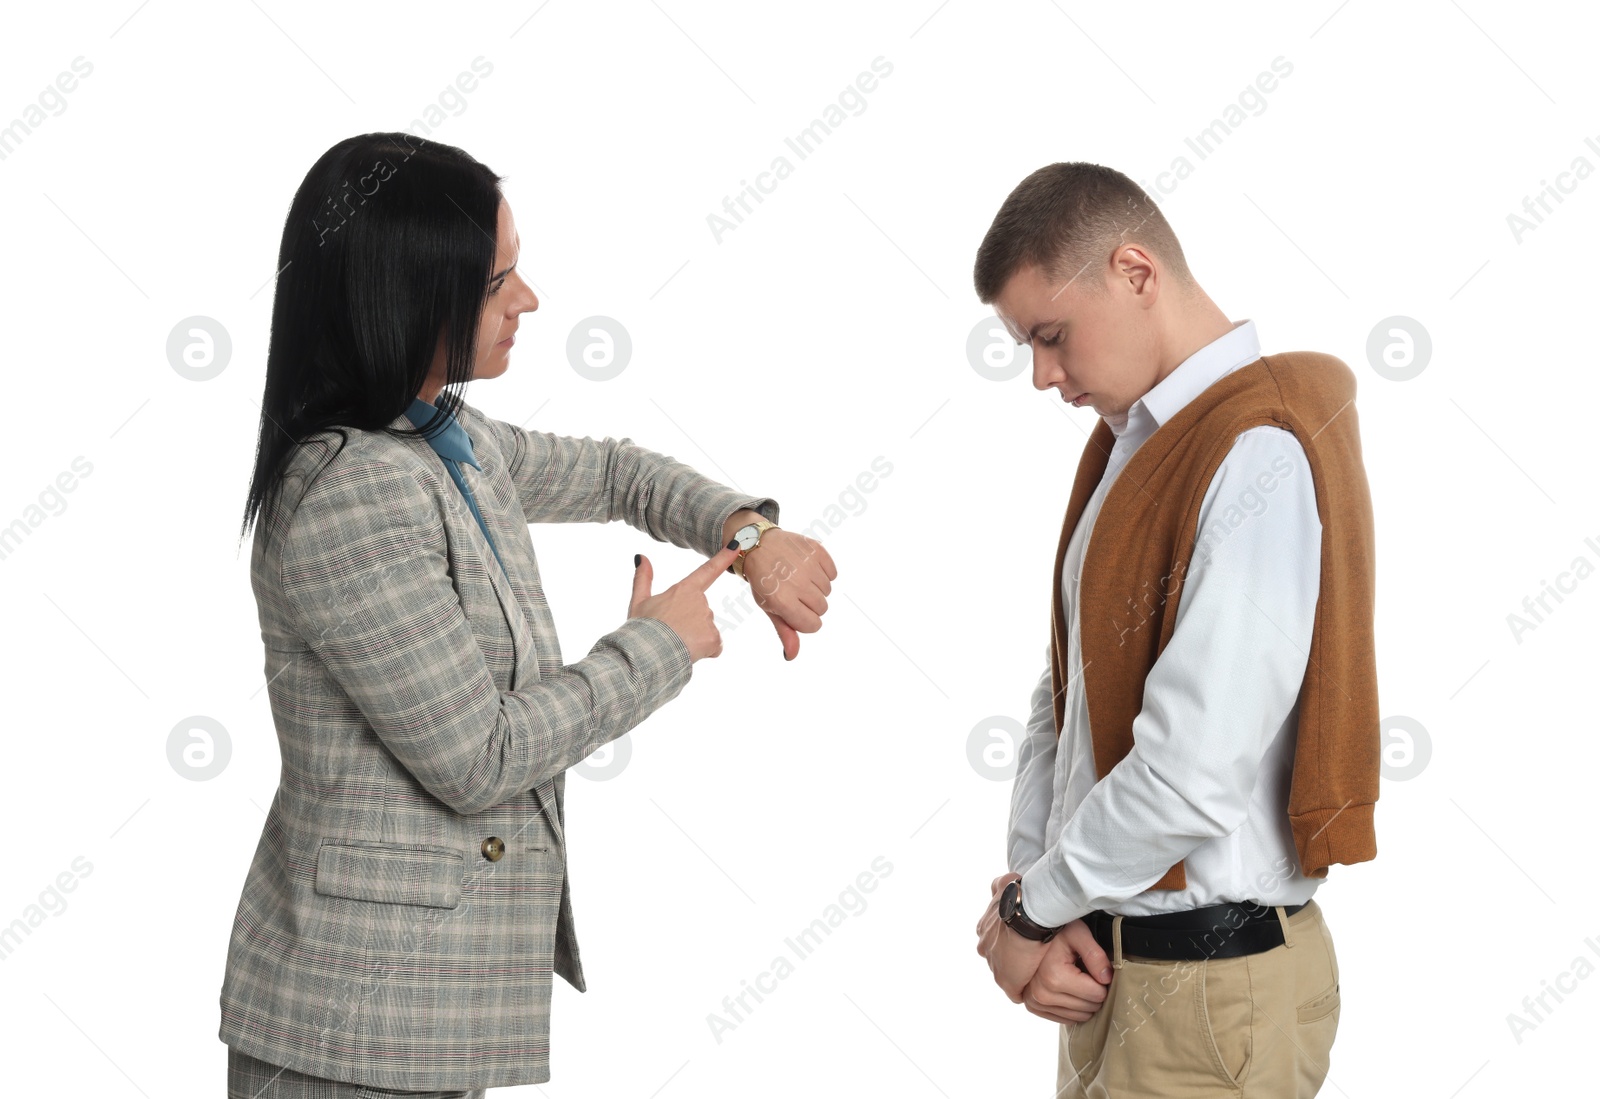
1019, 859, 1090, 929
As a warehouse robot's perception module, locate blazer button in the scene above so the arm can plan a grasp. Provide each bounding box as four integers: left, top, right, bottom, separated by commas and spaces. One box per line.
481, 836, 505, 862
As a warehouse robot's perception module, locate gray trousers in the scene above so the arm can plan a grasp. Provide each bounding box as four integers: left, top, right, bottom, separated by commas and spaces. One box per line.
227, 1046, 487, 1099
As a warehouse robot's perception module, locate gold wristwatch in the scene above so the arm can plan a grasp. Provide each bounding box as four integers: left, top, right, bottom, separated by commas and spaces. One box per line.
728, 517, 778, 578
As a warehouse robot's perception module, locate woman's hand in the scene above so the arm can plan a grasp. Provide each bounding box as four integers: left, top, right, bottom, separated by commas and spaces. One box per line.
737, 528, 836, 661
629, 543, 742, 662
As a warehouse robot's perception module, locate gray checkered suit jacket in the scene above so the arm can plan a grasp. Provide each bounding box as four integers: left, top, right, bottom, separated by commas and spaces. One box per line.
218, 398, 779, 1091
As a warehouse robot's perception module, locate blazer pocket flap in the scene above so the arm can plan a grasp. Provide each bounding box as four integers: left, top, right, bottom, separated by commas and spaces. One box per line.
314, 841, 464, 909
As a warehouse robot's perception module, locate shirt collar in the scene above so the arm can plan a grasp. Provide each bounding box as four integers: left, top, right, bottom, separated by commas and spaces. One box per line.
404, 396, 481, 470
1105, 318, 1261, 439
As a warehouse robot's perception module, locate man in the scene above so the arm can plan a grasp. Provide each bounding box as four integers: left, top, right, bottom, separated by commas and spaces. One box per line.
970, 163, 1378, 1097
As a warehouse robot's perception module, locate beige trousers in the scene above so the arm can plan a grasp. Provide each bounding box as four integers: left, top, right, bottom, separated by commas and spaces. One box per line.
1056, 899, 1341, 1098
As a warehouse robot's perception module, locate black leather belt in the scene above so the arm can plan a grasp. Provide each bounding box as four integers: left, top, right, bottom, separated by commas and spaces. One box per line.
1083, 900, 1307, 962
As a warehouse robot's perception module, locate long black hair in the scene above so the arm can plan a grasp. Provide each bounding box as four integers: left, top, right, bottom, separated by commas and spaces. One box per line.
238, 132, 505, 548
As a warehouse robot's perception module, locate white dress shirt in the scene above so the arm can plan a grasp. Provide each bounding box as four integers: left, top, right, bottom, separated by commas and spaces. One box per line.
1008, 319, 1324, 927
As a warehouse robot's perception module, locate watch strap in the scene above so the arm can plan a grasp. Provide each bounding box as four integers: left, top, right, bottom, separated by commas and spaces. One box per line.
1001, 880, 1060, 942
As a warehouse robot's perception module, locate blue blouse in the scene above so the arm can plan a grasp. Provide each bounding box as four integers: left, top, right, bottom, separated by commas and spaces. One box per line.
403, 396, 506, 575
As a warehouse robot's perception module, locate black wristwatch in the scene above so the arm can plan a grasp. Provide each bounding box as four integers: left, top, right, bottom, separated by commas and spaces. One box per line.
999, 879, 1061, 943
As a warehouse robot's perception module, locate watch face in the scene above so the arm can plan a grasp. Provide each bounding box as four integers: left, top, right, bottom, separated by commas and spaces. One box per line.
734, 523, 762, 550
999, 880, 1020, 921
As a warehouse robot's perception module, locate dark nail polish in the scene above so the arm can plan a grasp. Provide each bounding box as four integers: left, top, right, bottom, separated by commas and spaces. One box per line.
633, 553, 641, 567
726, 538, 740, 551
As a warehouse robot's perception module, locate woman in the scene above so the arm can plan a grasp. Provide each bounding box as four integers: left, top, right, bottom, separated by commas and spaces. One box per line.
220, 133, 835, 1097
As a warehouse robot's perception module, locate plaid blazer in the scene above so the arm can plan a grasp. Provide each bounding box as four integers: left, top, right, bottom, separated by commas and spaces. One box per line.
218, 397, 779, 1091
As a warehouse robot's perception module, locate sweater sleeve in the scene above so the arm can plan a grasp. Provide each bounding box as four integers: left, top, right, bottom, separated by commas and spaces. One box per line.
1019, 425, 1322, 927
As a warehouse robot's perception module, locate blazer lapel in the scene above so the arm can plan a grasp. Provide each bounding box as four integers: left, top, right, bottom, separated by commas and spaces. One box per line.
386, 409, 567, 844
386, 411, 536, 691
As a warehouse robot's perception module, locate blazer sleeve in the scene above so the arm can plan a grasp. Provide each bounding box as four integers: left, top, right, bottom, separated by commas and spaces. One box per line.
468, 406, 780, 555
278, 456, 699, 815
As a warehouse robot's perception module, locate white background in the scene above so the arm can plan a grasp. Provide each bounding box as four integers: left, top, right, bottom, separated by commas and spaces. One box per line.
2, 0, 1596, 1095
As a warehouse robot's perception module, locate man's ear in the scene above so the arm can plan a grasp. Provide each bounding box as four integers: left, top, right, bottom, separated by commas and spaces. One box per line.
1110, 242, 1158, 300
